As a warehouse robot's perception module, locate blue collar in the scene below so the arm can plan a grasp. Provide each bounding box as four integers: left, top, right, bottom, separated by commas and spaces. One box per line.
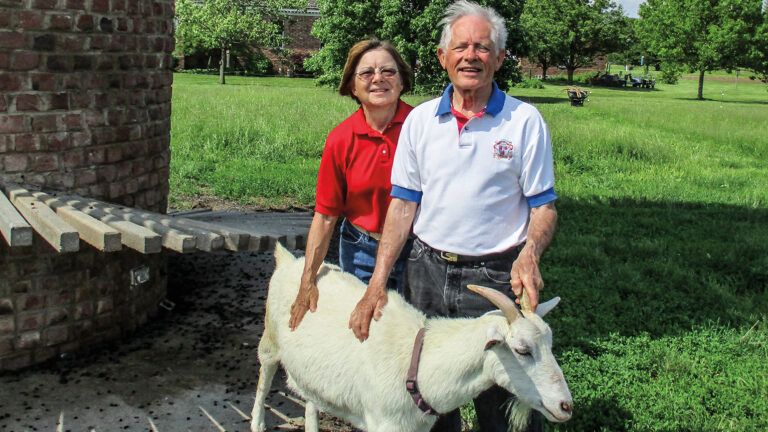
435, 82, 505, 117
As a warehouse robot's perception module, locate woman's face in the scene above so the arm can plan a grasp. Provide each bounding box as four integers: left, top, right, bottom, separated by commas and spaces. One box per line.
351, 48, 403, 109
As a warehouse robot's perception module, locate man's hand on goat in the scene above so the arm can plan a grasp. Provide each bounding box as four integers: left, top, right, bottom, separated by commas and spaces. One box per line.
510, 249, 543, 312
289, 280, 319, 330
348, 286, 387, 342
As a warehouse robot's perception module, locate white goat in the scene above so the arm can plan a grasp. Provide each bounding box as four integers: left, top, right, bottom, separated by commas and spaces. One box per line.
251, 244, 573, 432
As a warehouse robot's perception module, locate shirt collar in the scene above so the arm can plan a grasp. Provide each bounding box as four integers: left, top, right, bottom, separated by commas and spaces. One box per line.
353, 99, 410, 135
435, 82, 505, 117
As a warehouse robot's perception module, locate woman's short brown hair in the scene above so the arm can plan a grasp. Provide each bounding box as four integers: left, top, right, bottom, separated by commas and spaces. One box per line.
338, 39, 413, 103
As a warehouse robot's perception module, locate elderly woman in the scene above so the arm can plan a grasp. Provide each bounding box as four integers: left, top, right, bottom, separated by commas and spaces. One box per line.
288, 39, 414, 330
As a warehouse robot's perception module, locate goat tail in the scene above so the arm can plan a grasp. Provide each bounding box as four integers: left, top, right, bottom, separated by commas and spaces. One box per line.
503, 397, 533, 432
273, 241, 295, 269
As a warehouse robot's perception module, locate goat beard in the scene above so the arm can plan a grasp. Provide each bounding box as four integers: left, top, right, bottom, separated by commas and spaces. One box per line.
503, 398, 533, 432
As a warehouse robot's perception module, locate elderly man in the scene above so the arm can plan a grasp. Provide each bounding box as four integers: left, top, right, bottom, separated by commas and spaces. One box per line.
349, 1, 556, 431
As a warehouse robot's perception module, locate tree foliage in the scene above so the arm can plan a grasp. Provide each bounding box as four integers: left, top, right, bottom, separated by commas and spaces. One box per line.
520, 0, 627, 83
746, 8, 768, 87
175, 0, 302, 84
638, 0, 763, 99
305, 0, 525, 92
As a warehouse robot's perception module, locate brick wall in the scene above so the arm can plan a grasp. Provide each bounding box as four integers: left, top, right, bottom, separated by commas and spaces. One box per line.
0, 0, 175, 370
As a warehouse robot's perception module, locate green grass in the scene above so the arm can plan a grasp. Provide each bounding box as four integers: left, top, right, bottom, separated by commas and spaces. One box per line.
171, 73, 768, 431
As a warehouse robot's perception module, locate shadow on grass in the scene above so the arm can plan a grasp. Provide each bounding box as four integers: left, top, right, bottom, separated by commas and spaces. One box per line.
512, 96, 570, 105
672, 97, 768, 105
545, 197, 768, 349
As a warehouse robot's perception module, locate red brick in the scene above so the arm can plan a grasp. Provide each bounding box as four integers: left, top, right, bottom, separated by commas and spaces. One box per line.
16, 331, 41, 349
61, 34, 85, 51
0, 135, 8, 152
0, 95, 6, 112
19, 294, 45, 311
3, 154, 29, 172
13, 134, 38, 151
0, 51, 8, 69
46, 308, 69, 326
48, 92, 69, 110
106, 145, 122, 162
66, 0, 85, 9
62, 149, 84, 168
32, 153, 59, 171
71, 131, 90, 147
113, 0, 125, 12
0, 298, 14, 315
40, 132, 70, 151
19, 10, 44, 30
91, 0, 108, 13
44, 325, 69, 346
18, 311, 44, 331
31, 114, 58, 132
0, 31, 24, 49
0, 74, 21, 91
0, 317, 13, 335
0, 10, 10, 28
74, 302, 93, 320
10, 51, 40, 71
74, 169, 96, 186
48, 13, 73, 31
0, 338, 13, 357
15, 94, 41, 111
75, 14, 94, 31
31, 73, 56, 91
64, 113, 81, 130
32, 0, 57, 9
0, 115, 26, 133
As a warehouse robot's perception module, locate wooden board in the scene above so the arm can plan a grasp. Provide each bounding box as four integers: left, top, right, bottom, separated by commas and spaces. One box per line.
0, 187, 33, 247
3, 184, 79, 253
32, 192, 122, 252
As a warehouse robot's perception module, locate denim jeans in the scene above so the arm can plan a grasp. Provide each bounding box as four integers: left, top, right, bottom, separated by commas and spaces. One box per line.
338, 219, 411, 294
406, 237, 543, 432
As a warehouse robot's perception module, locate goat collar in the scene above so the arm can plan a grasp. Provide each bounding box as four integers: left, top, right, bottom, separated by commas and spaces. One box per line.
406, 328, 439, 416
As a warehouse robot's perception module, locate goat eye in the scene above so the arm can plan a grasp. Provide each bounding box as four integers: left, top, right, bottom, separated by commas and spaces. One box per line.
515, 348, 531, 356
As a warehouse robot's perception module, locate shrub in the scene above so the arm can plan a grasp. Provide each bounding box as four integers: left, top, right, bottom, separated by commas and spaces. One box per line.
510, 78, 544, 89
660, 62, 683, 85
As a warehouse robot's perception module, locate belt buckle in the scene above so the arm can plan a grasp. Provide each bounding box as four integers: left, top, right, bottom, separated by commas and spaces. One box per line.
440, 251, 458, 262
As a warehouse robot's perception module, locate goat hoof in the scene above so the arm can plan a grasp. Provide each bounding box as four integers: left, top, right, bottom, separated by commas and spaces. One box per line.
250, 419, 266, 432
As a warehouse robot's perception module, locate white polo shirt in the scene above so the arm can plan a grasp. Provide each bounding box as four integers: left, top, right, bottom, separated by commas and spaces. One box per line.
391, 83, 557, 255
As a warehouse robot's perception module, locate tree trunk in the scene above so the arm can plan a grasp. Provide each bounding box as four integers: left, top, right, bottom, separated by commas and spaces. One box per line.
697, 70, 705, 100
541, 61, 548, 80
567, 67, 575, 84
219, 46, 226, 85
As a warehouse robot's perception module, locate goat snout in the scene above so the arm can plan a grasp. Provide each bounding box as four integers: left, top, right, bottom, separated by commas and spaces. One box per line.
561, 401, 572, 414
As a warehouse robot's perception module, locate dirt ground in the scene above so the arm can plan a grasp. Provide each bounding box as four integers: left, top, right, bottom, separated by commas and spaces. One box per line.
0, 248, 350, 432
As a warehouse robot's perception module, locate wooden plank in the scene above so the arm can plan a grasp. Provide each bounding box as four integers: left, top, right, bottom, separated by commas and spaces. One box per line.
59, 196, 197, 253
32, 192, 122, 252
60, 204, 162, 254
67, 195, 248, 251
3, 184, 79, 253
66, 197, 225, 252
0, 187, 33, 247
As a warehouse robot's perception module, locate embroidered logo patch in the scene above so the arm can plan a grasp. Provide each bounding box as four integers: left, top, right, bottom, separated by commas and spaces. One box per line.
493, 140, 515, 160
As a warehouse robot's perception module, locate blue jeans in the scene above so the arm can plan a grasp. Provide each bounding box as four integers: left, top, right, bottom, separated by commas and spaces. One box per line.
338, 219, 411, 294
406, 237, 543, 432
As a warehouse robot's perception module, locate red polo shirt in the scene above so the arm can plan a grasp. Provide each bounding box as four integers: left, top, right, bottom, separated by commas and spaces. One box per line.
315, 100, 413, 233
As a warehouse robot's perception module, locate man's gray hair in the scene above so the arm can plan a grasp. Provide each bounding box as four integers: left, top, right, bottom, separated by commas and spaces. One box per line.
439, 0, 508, 54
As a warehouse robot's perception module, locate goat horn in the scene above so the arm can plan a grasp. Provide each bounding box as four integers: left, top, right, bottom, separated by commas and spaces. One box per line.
467, 285, 523, 323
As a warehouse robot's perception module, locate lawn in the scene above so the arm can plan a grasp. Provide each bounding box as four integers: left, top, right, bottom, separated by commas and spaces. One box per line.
170, 73, 768, 431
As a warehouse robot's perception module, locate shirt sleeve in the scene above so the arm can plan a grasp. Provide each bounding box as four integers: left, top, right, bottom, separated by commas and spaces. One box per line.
314, 132, 347, 216
519, 109, 557, 207
390, 112, 423, 203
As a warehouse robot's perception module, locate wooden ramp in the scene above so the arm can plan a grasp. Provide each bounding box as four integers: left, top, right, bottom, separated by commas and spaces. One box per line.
0, 183, 309, 254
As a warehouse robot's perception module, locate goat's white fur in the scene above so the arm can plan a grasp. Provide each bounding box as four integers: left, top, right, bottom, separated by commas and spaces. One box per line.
250, 244, 572, 432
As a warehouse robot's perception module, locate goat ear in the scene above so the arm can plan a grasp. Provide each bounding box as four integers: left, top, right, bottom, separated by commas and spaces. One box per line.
484, 326, 505, 350
535, 296, 561, 318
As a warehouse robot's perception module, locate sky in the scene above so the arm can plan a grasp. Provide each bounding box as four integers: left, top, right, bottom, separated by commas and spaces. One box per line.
617, 0, 645, 18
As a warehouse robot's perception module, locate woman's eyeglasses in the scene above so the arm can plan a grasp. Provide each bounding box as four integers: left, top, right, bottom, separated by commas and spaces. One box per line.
355, 67, 399, 81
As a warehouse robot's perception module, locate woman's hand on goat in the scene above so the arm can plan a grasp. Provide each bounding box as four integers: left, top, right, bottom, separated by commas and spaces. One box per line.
348, 285, 388, 342
289, 280, 320, 330
510, 249, 542, 312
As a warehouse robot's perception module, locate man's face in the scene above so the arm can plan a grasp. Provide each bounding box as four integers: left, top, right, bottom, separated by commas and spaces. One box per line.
438, 15, 505, 93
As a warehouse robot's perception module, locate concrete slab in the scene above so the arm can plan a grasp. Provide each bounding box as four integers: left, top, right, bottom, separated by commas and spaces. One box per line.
0, 248, 352, 432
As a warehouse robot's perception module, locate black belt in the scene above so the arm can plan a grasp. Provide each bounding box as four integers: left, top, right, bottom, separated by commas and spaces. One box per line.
418, 238, 524, 264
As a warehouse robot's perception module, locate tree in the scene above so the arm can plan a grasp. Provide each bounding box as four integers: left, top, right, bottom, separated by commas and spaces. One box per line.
638, 0, 763, 100
746, 8, 768, 87
175, 0, 302, 84
306, 0, 526, 92
520, 0, 627, 83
